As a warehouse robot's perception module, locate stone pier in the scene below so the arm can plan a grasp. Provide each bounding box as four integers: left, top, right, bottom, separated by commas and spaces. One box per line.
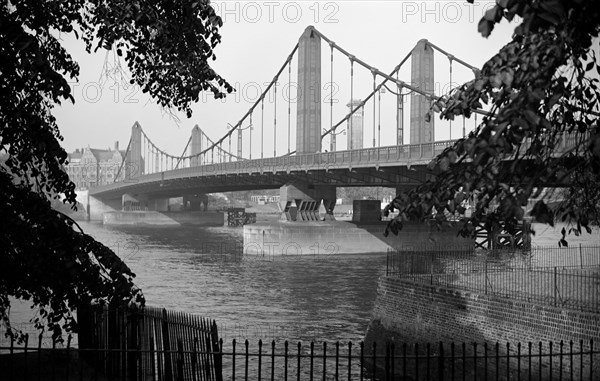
278, 182, 336, 221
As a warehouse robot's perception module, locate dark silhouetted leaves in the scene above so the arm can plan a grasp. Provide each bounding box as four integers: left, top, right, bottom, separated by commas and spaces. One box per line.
0, 0, 233, 341
384, 0, 600, 245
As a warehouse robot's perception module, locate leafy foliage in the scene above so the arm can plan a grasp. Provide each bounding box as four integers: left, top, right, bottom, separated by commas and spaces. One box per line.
0, 0, 232, 340
385, 0, 600, 244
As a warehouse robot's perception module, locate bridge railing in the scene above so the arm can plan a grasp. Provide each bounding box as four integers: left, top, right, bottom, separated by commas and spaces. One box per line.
91, 130, 590, 194
97, 140, 459, 191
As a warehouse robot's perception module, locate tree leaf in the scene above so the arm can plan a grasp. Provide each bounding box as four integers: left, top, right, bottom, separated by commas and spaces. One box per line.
478, 19, 494, 38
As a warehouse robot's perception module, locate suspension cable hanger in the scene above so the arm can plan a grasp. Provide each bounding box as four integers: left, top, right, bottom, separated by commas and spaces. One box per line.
274, 75, 277, 158
288, 59, 292, 154
261, 97, 264, 159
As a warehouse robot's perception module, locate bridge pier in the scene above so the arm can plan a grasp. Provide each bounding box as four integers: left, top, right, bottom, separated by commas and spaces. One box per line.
278, 182, 335, 222
121, 193, 175, 212
77, 191, 122, 221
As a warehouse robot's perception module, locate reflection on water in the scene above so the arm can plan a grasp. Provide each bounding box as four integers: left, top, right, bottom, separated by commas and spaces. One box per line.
80, 221, 599, 343
7, 221, 598, 346
81, 222, 387, 343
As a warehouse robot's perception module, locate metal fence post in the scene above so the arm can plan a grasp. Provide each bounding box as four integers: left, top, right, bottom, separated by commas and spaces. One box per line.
162, 309, 173, 381
127, 307, 139, 381
485, 260, 488, 295
386, 250, 389, 276
554, 267, 558, 307
438, 342, 444, 381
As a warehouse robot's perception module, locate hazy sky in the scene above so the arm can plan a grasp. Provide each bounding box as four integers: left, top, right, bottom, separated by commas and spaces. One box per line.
54, 1, 518, 157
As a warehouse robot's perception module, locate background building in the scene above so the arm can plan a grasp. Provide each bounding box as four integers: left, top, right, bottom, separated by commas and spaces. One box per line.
66, 142, 127, 189
346, 99, 364, 150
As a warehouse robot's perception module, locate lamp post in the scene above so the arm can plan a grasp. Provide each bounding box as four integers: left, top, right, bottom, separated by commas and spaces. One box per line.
323, 128, 346, 152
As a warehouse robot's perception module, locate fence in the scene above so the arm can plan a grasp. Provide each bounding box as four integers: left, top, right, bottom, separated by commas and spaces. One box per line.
1, 337, 597, 380
386, 245, 600, 312
76, 304, 222, 381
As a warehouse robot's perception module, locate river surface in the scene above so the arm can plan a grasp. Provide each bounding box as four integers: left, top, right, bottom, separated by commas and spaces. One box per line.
5, 220, 599, 347
80, 220, 388, 344
77, 221, 600, 343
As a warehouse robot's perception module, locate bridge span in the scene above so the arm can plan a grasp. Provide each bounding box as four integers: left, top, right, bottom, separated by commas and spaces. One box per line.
80, 26, 581, 224
89, 141, 454, 199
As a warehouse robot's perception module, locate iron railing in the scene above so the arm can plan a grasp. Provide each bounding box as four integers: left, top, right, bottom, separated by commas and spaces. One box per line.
76, 304, 222, 381
386, 246, 600, 312
1, 338, 597, 380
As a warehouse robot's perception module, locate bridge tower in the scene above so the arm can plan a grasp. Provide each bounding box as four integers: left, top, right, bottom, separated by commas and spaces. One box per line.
410, 39, 434, 144
126, 121, 142, 179
296, 26, 321, 154
190, 125, 202, 166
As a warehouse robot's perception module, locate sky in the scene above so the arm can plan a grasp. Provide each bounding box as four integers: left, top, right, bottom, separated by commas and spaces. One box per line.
54, 1, 519, 158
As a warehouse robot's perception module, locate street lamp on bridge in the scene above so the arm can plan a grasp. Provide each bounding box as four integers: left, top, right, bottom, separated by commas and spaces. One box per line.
323, 128, 346, 152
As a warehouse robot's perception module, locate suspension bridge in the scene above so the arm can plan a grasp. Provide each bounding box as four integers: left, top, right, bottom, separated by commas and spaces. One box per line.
85, 26, 574, 223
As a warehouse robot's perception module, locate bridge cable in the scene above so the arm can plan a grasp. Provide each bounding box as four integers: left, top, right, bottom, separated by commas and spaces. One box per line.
315, 29, 493, 140
142, 134, 145, 174
113, 136, 132, 183
349, 56, 354, 149
427, 42, 478, 72
156, 43, 298, 164
274, 76, 277, 157
147, 137, 150, 173
378, 79, 382, 147
146, 136, 150, 174
249, 113, 253, 160
150, 136, 153, 174
396, 70, 402, 145
261, 97, 264, 159
321, 37, 413, 141
190, 43, 299, 161
175, 136, 191, 169
329, 42, 334, 151
288, 59, 292, 154
449, 55, 454, 140
196, 127, 246, 162
372, 69, 377, 148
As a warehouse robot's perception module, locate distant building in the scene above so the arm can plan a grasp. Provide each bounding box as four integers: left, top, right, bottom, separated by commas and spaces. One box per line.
347, 99, 364, 150
65, 142, 127, 189
250, 195, 281, 204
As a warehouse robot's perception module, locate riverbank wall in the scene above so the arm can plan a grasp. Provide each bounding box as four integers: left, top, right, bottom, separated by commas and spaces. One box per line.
364, 276, 600, 378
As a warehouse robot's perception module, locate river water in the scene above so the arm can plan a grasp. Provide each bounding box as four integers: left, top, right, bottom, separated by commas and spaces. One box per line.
5, 220, 599, 347
80, 221, 387, 344
77, 220, 600, 344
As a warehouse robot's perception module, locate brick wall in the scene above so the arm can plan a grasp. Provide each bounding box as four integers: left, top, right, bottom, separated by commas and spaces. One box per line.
364, 276, 600, 379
